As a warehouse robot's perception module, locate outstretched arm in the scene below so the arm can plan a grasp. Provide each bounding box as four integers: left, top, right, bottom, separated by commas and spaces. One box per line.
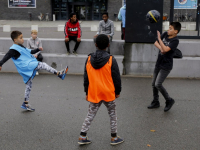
0, 49, 20, 69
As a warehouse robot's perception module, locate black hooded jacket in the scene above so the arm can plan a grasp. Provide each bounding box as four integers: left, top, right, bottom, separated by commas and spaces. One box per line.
84, 50, 121, 95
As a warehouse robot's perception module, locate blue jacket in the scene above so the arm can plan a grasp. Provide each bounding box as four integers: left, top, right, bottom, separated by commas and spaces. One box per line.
10, 44, 39, 84
118, 4, 126, 28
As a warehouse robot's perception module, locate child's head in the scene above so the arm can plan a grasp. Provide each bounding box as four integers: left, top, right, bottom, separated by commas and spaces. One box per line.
31, 30, 38, 39
102, 12, 109, 22
168, 22, 181, 36
69, 12, 77, 23
11, 31, 24, 45
95, 34, 109, 50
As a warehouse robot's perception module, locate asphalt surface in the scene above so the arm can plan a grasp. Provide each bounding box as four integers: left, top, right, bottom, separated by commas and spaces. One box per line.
0, 73, 199, 150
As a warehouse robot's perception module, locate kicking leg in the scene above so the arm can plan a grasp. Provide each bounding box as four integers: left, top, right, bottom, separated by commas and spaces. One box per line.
36, 62, 68, 80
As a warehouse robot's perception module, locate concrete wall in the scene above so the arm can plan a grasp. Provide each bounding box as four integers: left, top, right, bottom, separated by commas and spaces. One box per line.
0, 38, 124, 75
124, 42, 200, 78
0, 0, 52, 20
1, 37, 200, 78
0, 38, 124, 55
124, 43, 158, 76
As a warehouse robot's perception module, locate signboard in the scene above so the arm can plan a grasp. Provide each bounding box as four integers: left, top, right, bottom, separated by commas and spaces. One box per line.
174, 0, 197, 9
8, 0, 36, 8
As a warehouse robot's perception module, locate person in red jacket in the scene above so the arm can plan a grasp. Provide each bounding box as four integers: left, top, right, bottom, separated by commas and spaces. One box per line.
64, 12, 82, 55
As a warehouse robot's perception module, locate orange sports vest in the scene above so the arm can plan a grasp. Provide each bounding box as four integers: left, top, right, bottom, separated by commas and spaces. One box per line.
86, 55, 115, 103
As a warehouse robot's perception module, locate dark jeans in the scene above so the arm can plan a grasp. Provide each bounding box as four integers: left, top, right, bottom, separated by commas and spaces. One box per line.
152, 68, 171, 101
37, 53, 43, 62
65, 36, 81, 52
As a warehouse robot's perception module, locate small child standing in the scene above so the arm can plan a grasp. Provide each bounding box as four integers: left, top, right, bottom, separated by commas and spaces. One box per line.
78, 34, 124, 145
148, 22, 181, 112
27, 30, 43, 75
0, 31, 68, 111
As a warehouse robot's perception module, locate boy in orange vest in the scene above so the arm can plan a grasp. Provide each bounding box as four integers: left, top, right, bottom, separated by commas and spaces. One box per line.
78, 34, 124, 145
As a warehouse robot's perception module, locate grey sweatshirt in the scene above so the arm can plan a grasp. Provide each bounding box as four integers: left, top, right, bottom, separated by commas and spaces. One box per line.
27, 37, 42, 55
97, 19, 114, 37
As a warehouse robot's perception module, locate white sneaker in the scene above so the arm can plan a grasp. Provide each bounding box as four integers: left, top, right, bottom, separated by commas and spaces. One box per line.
36, 71, 39, 75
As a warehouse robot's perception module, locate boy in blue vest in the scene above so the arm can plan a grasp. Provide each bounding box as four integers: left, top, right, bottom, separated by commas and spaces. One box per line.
0, 31, 68, 111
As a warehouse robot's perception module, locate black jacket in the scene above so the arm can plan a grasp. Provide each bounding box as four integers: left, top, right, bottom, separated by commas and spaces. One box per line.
84, 50, 121, 95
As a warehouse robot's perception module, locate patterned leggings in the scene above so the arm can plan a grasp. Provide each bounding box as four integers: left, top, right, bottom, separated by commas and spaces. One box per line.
24, 62, 57, 102
81, 101, 117, 134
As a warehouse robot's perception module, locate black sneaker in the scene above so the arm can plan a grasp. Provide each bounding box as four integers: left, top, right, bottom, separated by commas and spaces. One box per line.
147, 101, 160, 109
164, 99, 175, 112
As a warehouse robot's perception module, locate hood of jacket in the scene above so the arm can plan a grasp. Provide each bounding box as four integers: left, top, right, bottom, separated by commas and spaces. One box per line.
122, 4, 126, 9
90, 50, 110, 69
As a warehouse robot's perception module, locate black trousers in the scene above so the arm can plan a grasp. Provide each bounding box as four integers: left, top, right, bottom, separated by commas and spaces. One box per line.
152, 68, 171, 101
65, 36, 81, 52
37, 53, 43, 62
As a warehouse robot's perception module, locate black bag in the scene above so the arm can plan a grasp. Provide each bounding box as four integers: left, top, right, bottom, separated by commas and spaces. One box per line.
173, 49, 182, 58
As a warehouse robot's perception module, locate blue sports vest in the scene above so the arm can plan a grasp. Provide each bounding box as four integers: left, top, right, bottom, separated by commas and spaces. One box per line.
10, 44, 39, 84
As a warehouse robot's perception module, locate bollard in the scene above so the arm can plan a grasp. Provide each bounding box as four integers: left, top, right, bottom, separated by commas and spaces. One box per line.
31, 25, 38, 31
53, 14, 56, 21
116, 25, 121, 31
3, 25, 11, 32
58, 25, 65, 31
91, 25, 98, 31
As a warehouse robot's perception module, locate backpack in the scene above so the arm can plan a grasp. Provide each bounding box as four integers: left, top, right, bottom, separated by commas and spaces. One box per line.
173, 48, 182, 58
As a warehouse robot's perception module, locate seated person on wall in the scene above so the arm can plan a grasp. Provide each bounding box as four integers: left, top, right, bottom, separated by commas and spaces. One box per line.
94, 12, 114, 54
27, 30, 43, 75
64, 12, 82, 55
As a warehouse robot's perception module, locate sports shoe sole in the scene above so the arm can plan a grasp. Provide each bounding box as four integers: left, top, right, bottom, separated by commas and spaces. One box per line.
147, 105, 160, 109
78, 141, 92, 145
110, 140, 124, 145
21, 106, 35, 111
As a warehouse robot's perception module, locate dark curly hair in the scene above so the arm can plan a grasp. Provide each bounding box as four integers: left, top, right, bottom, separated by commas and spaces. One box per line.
96, 34, 109, 50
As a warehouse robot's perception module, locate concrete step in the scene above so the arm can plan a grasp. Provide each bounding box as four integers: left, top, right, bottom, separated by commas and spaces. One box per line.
178, 40, 200, 57
125, 56, 200, 78
0, 38, 124, 55
0, 37, 199, 57
0, 52, 124, 75
170, 57, 200, 78
124, 43, 200, 78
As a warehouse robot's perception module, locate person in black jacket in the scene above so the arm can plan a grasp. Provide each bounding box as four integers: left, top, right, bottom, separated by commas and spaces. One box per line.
78, 34, 123, 145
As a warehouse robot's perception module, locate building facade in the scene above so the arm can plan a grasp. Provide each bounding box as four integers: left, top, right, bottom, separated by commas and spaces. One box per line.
0, 0, 196, 21
0, 0, 124, 21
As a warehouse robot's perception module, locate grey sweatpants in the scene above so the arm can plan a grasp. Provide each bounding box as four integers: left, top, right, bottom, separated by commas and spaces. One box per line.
24, 62, 57, 102
81, 100, 117, 134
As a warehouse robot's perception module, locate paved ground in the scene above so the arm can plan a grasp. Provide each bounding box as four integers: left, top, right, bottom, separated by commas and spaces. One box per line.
0, 73, 199, 150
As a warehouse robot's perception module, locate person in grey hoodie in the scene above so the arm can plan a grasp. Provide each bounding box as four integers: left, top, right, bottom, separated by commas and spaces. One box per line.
94, 12, 114, 54
118, 4, 126, 40
27, 30, 43, 62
